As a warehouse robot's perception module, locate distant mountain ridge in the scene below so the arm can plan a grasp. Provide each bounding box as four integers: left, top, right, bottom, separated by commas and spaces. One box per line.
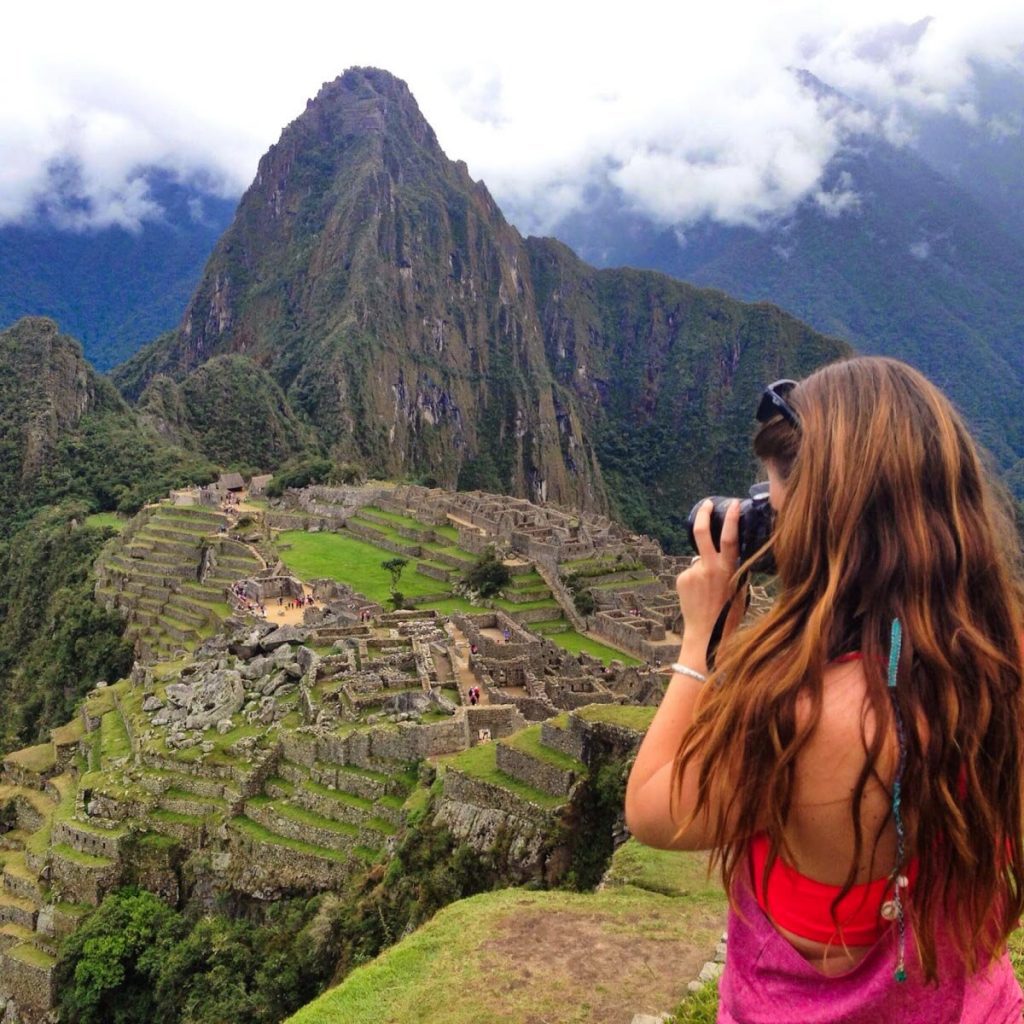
549, 70, 1024, 488
0, 171, 236, 371
112, 67, 849, 548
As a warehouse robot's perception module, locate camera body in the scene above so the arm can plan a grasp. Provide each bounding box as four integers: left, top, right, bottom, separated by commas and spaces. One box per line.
686, 482, 776, 572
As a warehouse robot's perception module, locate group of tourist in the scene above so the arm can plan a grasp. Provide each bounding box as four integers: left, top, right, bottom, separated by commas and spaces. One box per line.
227, 583, 318, 619
467, 685, 482, 705
230, 583, 266, 616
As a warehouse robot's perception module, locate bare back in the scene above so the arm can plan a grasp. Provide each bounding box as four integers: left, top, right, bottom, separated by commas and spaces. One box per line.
774, 658, 900, 973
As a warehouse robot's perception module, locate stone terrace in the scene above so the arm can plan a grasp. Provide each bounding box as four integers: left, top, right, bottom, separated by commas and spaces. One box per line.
95, 503, 262, 663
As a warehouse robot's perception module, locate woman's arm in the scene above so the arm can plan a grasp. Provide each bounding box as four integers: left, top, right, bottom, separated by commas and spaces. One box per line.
624, 499, 742, 850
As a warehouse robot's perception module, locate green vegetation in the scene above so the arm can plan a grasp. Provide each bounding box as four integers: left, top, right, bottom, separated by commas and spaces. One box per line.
84, 512, 126, 533
545, 629, 642, 666
278, 531, 462, 607
503, 725, 584, 774
442, 742, 565, 810
230, 816, 352, 864
56, 888, 337, 1024
170, 355, 313, 469
0, 504, 133, 754
284, 885, 725, 1024
462, 547, 511, 598
4, 742, 56, 773
671, 982, 720, 1024
266, 457, 335, 497
100, 710, 132, 763
575, 703, 657, 730
605, 840, 724, 903
380, 557, 408, 609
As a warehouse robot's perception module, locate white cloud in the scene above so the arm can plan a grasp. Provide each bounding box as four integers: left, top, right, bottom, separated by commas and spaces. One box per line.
814, 170, 863, 218
0, 0, 1021, 232
909, 240, 931, 258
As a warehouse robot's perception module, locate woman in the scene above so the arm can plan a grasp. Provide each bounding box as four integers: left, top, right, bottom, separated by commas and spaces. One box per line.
625, 357, 1024, 1023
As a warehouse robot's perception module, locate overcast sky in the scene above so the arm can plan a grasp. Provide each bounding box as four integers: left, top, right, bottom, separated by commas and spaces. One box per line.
1, 0, 1022, 234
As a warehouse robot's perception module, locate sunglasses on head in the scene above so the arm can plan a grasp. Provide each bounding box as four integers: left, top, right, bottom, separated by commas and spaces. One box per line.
756, 379, 800, 430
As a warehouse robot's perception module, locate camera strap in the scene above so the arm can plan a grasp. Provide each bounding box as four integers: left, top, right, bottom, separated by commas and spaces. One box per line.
705, 571, 751, 670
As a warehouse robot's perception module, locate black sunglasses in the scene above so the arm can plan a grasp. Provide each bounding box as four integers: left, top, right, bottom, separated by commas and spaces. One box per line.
756, 379, 800, 430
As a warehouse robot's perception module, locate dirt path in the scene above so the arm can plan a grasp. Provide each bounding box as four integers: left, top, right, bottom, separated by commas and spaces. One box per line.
446, 624, 489, 705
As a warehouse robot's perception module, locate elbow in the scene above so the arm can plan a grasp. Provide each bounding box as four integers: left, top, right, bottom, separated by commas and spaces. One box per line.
624, 775, 669, 849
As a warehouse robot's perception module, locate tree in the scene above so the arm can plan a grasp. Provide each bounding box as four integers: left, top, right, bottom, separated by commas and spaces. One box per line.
463, 548, 511, 598
381, 558, 408, 609
57, 888, 187, 1024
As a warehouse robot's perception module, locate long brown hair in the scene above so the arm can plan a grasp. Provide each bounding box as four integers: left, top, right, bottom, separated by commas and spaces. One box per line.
673, 356, 1024, 979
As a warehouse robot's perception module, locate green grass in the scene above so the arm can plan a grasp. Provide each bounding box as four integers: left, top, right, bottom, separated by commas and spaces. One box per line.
544, 630, 642, 666
84, 512, 127, 533
574, 704, 657, 731
283, 886, 725, 1024
51, 843, 112, 868
360, 506, 428, 529
229, 816, 353, 864
529, 618, 569, 635
8, 942, 56, 968
100, 710, 131, 763
303, 780, 373, 812
414, 597, 477, 614
490, 597, 560, 613
4, 743, 56, 774
278, 531, 455, 605
441, 744, 565, 810
605, 840, 725, 903
502, 726, 585, 773
253, 798, 359, 837
434, 524, 460, 541
150, 808, 205, 825
671, 982, 720, 1024
50, 717, 86, 746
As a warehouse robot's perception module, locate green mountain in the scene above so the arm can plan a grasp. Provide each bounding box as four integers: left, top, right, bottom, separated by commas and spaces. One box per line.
113, 67, 849, 549
137, 355, 314, 470
0, 316, 217, 750
0, 317, 214, 535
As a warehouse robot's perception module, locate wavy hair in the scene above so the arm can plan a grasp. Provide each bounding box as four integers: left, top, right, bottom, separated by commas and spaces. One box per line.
673, 356, 1024, 980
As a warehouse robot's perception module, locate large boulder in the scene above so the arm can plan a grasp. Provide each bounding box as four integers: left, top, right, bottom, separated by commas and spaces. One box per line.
260, 625, 308, 651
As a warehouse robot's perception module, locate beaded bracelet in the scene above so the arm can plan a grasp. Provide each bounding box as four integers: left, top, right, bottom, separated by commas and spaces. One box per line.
670, 663, 707, 683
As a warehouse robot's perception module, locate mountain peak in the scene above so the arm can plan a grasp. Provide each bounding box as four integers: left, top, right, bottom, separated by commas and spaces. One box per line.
293, 66, 441, 155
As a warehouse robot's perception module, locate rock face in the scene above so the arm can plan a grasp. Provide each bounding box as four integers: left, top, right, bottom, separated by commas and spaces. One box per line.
160, 667, 246, 730
113, 67, 849, 535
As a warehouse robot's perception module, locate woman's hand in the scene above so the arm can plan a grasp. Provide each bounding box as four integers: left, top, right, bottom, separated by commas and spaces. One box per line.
676, 498, 744, 649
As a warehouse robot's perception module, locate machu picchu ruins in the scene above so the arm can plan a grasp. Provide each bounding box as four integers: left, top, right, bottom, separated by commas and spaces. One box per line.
0, 478, 704, 1022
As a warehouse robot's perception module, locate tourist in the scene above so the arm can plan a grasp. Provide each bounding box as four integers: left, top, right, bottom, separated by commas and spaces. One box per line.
625, 360, 1024, 1020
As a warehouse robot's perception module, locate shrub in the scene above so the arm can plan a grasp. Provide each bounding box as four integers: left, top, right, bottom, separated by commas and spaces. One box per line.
265, 457, 334, 497
463, 548, 511, 598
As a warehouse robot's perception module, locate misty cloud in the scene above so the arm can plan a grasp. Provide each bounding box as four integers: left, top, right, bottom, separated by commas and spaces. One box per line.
1, 2, 1022, 234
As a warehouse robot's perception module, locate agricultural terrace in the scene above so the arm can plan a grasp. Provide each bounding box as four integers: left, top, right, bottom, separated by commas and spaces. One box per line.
276, 530, 474, 611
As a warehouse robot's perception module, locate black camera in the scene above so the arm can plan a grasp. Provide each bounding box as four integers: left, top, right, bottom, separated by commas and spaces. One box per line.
686, 482, 776, 572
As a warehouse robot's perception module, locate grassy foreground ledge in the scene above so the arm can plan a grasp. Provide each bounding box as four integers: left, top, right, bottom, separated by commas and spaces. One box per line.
286, 846, 726, 1024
